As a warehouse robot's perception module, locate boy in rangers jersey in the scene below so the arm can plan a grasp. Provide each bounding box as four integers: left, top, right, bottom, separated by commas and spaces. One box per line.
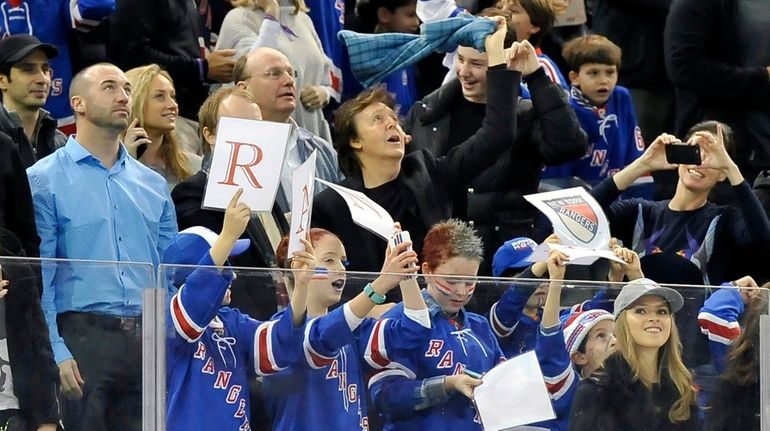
542, 35, 645, 185
263, 228, 431, 431
163, 189, 316, 431
368, 220, 504, 430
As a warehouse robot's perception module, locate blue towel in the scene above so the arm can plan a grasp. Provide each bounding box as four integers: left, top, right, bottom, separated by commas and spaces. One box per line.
339, 16, 496, 88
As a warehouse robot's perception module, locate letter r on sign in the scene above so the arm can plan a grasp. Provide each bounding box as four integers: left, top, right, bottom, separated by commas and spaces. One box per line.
217, 141, 264, 188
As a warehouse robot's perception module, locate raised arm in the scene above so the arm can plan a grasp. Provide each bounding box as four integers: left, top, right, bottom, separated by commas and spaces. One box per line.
433, 18, 520, 188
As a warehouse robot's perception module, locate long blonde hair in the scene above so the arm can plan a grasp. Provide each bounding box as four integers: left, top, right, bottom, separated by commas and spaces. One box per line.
231, 0, 309, 15
124, 64, 192, 182
614, 309, 697, 423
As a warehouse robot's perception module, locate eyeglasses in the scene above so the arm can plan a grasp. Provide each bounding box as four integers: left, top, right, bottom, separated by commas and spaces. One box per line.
262, 68, 298, 80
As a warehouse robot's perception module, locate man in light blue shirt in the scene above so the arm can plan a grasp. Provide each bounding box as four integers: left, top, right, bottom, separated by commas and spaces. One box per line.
27, 62, 177, 431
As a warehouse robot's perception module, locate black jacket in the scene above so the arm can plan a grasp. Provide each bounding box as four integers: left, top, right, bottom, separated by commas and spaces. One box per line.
664, 0, 770, 158
404, 67, 586, 268
108, 0, 209, 119
0, 106, 66, 168
172, 170, 289, 320
0, 228, 60, 430
0, 133, 39, 258
591, 0, 671, 90
753, 170, 770, 217
569, 352, 700, 431
313, 67, 520, 282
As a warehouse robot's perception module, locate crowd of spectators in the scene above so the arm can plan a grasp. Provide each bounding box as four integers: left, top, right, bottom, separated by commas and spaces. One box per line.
0, 0, 769, 430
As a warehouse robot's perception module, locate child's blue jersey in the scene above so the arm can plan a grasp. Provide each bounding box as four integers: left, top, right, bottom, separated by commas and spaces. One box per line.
533, 324, 580, 431
698, 287, 744, 374
263, 304, 430, 431
489, 282, 542, 358
369, 290, 505, 430
542, 85, 644, 184
165, 254, 302, 431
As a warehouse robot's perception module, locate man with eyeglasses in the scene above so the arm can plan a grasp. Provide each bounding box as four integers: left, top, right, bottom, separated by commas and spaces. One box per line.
0, 35, 67, 168
233, 47, 342, 212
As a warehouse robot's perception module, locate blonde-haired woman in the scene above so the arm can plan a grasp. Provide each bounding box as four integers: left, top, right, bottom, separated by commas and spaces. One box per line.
569, 279, 700, 430
216, 0, 336, 142
123, 65, 201, 189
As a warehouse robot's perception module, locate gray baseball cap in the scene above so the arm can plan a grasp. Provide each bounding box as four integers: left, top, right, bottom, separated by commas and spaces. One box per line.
613, 278, 684, 317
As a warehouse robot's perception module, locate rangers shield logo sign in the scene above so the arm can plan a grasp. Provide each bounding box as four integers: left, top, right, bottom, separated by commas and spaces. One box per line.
544, 196, 598, 243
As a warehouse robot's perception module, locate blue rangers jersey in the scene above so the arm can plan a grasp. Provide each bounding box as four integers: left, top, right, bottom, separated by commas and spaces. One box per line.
542, 85, 644, 184
698, 286, 744, 374
490, 269, 613, 359
0, 0, 115, 133
305, 0, 344, 99
382, 66, 418, 118
263, 303, 430, 431
533, 323, 579, 431
369, 290, 505, 430
166, 253, 303, 431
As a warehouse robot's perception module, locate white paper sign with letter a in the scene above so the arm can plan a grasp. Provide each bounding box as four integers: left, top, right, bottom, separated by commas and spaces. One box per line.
315, 178, 395, 240
288, 150, 317, 255
203, 117, 292, 212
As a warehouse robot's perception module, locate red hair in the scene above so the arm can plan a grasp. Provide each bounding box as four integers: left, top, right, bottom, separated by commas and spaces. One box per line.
275, 228, 339, 268
421, 219, 483, 271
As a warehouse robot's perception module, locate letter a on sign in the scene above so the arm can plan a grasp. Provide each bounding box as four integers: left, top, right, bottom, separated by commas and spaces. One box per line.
203, 117, 292, 212
288, 150, 317, 255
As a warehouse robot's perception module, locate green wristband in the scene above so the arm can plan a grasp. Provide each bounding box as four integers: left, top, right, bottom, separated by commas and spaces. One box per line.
363, 283, 386, 305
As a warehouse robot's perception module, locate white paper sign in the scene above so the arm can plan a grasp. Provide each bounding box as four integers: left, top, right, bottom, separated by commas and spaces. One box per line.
288, 151, 317, 256
524, 187, 621, 265
315, 178, 396, 240
474, 351, 556, 430
525, 187, 612, 249
527, 242, 626, 266
203, 117, 292, 212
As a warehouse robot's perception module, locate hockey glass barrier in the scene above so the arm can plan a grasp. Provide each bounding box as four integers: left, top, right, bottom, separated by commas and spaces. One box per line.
0, 255, 155, 431
154, 264, 770, 431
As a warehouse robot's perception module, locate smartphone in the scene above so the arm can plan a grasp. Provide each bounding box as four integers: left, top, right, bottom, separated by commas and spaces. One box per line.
665, 142, 702, 165
137, 143, 148, 159
391, 231, 418, 273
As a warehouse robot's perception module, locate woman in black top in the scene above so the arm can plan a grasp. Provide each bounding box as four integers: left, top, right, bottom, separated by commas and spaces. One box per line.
569, 279, 699, 431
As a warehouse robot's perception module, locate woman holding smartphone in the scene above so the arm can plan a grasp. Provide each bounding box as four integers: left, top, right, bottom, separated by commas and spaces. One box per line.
123, 64, 201, 189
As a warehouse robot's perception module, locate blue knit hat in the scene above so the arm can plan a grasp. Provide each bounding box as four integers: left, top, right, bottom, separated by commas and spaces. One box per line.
492, 237, 538, 277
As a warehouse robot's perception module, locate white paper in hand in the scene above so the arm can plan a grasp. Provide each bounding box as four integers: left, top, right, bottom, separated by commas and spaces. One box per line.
315, 178, 395, 240
527, 243, 626, 266
287, 151, 317, 256
203, 117, 292, 212
473, 351, 555, 430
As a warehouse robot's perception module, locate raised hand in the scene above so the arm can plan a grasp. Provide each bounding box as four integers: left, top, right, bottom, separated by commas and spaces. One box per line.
123, 118, 151, 158
639, 133, 680, 172
484, 16, 507, 67
376, 240, 419, 291
221, 188, 251, 241
300, 86, 329, 111
505, 40, 540, 76
206, 49, 237, 83
291, 238, 317, 288
607, 238, 643, 282
546, 248, 569, 281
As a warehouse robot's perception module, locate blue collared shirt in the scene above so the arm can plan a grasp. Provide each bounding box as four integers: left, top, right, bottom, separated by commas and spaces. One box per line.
27, 136, 178, 363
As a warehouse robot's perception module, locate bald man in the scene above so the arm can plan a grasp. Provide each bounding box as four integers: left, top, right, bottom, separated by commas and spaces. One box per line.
27, 63, 178, 431
233, 48, 342, 212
